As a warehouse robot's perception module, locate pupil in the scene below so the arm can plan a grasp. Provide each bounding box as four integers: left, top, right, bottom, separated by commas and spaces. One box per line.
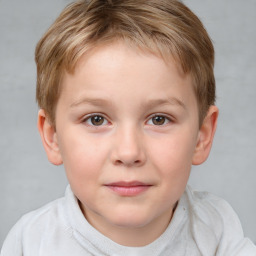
92, 116, 104, 125
153, 116, 165, 125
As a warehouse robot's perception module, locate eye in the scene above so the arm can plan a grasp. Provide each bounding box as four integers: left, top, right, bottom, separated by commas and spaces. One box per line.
147, 115, 171, 126
84, 115, 108, 126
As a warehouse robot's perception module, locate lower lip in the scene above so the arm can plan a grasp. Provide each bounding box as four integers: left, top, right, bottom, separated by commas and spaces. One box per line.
106, 185, 151, 196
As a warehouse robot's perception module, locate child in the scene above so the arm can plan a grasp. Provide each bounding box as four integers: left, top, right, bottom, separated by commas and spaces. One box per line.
1, 0, 256, 255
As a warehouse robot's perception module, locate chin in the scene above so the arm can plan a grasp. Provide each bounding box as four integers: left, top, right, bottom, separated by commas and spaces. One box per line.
108, 211, 152, 229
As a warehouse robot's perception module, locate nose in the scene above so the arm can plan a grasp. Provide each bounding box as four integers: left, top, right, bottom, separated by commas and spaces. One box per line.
111, 125, 146, 167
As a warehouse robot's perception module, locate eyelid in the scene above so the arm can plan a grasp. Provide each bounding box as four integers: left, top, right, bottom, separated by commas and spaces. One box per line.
82, 113, 110, 126
146, 113, 174, 125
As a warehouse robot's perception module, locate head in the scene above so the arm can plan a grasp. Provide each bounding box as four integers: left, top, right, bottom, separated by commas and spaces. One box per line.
36, 0, 215, 127
36, 0, 218, 246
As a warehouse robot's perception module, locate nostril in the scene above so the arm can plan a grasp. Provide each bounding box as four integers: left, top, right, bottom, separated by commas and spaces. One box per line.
114, 159, 141, 166
115, 160, 123, 165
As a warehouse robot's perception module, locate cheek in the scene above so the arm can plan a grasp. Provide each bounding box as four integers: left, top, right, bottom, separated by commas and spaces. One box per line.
58, 133, 109, 181
151, 134, 195, 169
149, 134, 196, 201
149, 132, 197, 175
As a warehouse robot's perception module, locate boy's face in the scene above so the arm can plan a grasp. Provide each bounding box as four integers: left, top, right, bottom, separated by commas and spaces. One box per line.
39, 41, 217, 245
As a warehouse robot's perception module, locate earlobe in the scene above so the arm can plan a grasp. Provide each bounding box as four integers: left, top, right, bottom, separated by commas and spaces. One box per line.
37, 109, 63, 165
192, 105, 219, 165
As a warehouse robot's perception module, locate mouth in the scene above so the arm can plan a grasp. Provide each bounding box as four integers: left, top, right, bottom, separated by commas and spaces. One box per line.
104, 181, 152, 197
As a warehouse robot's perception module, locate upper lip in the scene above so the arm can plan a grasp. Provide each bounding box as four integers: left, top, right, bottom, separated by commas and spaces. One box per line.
105, 181, 151, 187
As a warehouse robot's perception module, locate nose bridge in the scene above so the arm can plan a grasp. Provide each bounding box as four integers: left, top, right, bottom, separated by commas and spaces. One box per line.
112, 123, 146, 166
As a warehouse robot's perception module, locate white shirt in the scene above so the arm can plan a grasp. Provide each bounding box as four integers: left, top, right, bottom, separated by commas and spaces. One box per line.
1, 185, 256, 256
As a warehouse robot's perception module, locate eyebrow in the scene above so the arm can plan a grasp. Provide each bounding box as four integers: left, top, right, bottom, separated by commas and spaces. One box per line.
70, 97, 112, 108
141, 98, 186, 110
70, 96, 186, 110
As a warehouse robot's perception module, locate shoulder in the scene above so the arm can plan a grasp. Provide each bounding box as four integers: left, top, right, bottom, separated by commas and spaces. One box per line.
185, 185, 241, 228
1, 196, 68, 255
17, 196, 66, 232
183, 186, 256, 255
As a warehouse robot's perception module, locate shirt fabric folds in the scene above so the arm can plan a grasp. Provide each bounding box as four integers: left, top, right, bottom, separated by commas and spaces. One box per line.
1, 185, 256, 256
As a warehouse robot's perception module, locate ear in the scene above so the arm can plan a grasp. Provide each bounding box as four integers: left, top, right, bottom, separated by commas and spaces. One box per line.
192, 105, 219, 165
37, 109, 63, 165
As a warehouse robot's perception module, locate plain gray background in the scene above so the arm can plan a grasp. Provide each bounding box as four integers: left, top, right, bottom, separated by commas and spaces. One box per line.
0, 0, 255, 248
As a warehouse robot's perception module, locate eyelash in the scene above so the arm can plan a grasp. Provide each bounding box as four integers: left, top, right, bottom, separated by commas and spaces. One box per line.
82, 113, 172, 127
82, 114, 110, 127
146, 114, 172, 126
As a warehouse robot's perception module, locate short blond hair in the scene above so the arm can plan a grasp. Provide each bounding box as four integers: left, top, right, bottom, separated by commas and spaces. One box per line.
35, 0, 215, 126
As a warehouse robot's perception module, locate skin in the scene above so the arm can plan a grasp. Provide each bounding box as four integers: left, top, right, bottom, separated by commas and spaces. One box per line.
38, 41, 218, 247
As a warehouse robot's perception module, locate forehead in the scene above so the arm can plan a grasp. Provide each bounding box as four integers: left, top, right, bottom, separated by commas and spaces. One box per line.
59, 41, 195, 109
71, 41, 188, 84
68, 38, 186, 75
